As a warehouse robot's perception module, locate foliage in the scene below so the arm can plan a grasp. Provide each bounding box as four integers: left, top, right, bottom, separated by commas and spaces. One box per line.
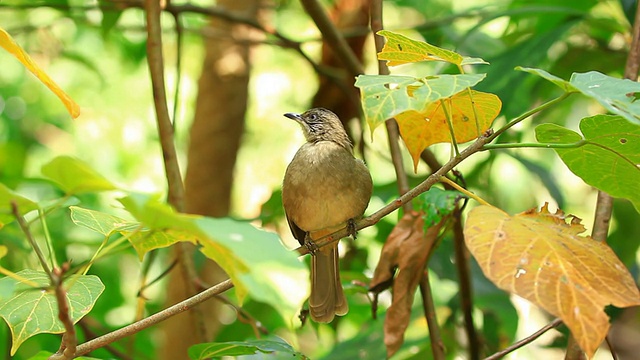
0, 0, 639, 359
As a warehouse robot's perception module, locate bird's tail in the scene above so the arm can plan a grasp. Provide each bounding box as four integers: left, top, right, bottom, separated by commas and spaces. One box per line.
309, 245, 348, 323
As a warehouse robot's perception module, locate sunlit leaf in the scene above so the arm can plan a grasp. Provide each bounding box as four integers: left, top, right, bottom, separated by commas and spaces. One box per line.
0, 183, 37, 228
355, 74, 486, 135
0, 28, 80, 118
41, 156, 117, 194
519, 67, 640, 124
571, 71, 640, 124
188, 337, 303, 360
396, 90, 501, 170
465, 204, 640, 358
377, 30, 463, 66
70, 206, 136, 236
118, 194, 309, 323
0, 270, 104, 355
536, 114, 640, 212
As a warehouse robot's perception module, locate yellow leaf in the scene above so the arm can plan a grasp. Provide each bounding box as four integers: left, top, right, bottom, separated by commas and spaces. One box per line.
396, 90, 501, 171
0, 28, 80, 118
464, 203, 640, 358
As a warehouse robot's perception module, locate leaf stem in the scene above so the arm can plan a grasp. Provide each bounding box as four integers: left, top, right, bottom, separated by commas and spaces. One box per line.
439, 176, 491, 206
39, 208, 59, 269
482, 141, 585, 150
488, 92, 571, 141
441, 99, 461, 156
0, 266, 40, 287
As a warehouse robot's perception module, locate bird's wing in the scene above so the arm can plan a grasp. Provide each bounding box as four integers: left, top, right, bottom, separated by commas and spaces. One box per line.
285, 212, 308, 247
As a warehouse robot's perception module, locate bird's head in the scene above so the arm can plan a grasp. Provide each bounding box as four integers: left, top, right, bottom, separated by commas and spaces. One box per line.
284, 108, 351, 148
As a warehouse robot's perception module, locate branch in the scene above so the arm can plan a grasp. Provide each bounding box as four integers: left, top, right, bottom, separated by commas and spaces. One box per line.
485, 318, 563, 360
452, 208, 480, 359
49, 265, 76, 360
300, 0, 364, 77
296, 130, 493, 254
144, 0, 206, 342
74, 279, 234, 357
418, 272, 445, 360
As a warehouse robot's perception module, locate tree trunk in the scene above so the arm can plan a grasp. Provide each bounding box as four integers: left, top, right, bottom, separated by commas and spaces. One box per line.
159, 0, 257, 357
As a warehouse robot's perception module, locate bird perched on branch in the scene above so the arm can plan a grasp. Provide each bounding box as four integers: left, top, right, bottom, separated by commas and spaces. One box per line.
282, 108, 373, 323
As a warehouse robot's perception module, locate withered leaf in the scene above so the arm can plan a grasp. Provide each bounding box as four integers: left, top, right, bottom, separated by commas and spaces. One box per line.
370, 211, 443, 358
464, 203, 640, 358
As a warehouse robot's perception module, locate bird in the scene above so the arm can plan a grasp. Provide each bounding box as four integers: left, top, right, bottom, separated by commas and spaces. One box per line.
282, 107, 373, 323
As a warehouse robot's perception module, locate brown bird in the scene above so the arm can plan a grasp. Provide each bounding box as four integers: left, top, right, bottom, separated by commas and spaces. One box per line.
282, 108, 373, 323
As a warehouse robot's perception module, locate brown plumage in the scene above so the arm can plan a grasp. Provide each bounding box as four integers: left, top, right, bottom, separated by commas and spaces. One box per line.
282, 108, 373, 322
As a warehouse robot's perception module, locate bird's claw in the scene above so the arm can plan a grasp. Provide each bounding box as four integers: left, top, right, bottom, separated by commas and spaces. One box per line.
347, 218, 358, 240
304, 236, 319, 255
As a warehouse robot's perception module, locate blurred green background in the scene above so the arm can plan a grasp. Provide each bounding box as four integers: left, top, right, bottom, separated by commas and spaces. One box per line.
1, 0, 639, 359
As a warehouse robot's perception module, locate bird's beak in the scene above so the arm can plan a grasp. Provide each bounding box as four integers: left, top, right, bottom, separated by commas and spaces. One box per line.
284, 113, 303, 122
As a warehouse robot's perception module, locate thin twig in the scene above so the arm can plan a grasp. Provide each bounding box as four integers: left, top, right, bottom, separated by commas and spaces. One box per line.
144, 0, 206, 343
485, 318, 563, 360
419, 272, 445, 360
300, 0, 364, 77
452, 208, 480, 360
11, 201, 53, 280
77, 320, 133, 360
73, 279, 234, 357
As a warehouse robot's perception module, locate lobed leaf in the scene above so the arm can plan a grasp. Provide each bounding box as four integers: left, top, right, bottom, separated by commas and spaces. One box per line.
0, 28, 80, 118
355, 73, 486, 135
536, 114, 640, 212
396, 90, 501, 171
0, 270, 104, 355
41, 156, 117, 194
464, 204, 640, 357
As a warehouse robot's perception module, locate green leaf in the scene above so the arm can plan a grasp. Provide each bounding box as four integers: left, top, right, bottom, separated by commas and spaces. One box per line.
0, 270, 104, 355
70, 206, 136, 236
418, 188, 464, 227
516, 67, 579, 92
118, 194, 309, 323
519, 68, 640, 124
377, 30, 464, 66
536, 114, 640, 211
570, 71, 640, 124
355, 73, 486, 134
0, 183, 37, 228
41, 156, 117, 194
188, 338, 304, 360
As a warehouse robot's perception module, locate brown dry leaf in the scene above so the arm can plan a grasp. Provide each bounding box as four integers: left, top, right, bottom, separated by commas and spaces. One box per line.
396, 90, 501, 171
370, 211, 443, 358
464, 203, 640, 358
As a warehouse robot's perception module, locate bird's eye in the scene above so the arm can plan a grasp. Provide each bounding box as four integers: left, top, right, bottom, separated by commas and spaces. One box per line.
309, 114, 317, 121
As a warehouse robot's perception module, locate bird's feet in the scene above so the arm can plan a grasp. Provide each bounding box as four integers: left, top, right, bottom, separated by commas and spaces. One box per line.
347, 218, 358, 240
303, 235, 319, 255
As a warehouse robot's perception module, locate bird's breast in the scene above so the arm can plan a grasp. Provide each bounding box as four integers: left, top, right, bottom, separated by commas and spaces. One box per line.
282, 141, 373, 234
